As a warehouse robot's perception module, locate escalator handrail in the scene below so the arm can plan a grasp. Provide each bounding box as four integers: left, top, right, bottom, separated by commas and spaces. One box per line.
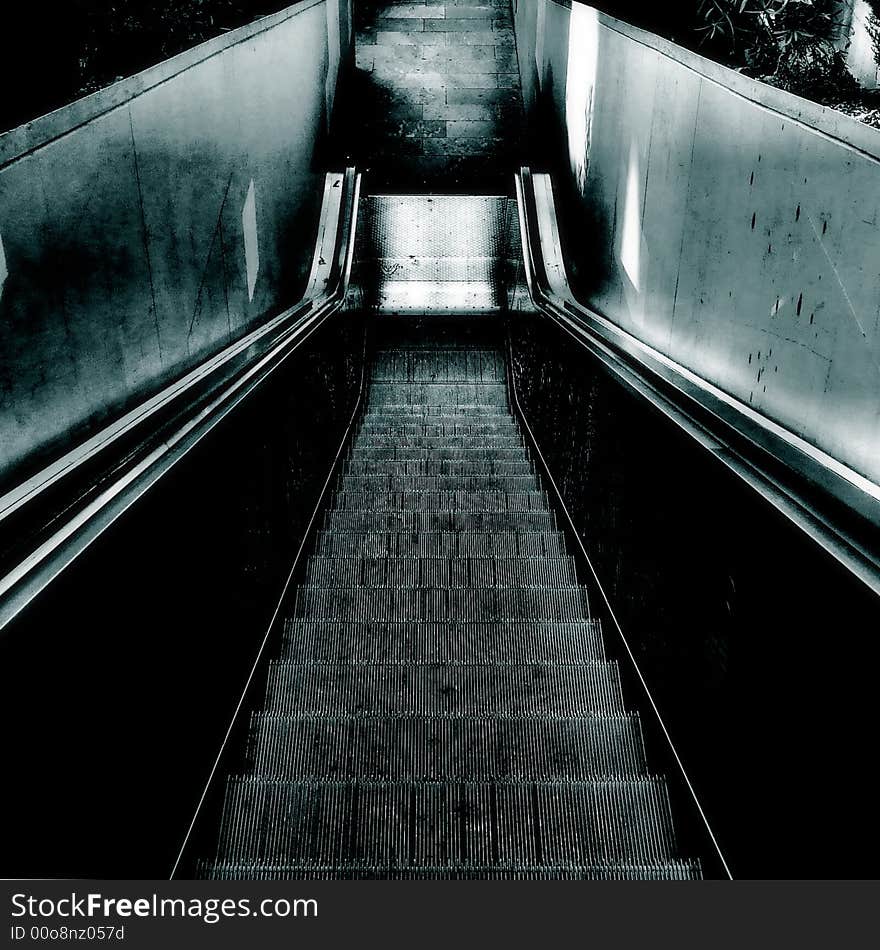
0, 168, 361, 634
514, 167, 880, 598
169, 175, 368, 880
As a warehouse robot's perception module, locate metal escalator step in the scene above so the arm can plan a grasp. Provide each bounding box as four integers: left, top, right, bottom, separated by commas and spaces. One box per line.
292, 586, 591, 621
314, 531, 566, 557
368, 382, 508, 407
354, 433, 523, 449
322, 511, 558, 532
213, 778, 677, 867
333, 492, 550, 512
338, 475, 539, 493
202, 861, 702, 880
358, 422, 519, 438
280, 620, 606, 663
245, 713, 647, 779
262, 662, 623, 715
349, 446, 528, 462
364, 405, 511, 419
303, 556, 577, 588
343, 458, 535, 478
372, 349, 506, 383
343, 459, 531, 476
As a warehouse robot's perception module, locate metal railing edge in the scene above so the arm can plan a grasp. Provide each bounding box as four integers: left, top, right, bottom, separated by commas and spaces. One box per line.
0, 168, 361, 636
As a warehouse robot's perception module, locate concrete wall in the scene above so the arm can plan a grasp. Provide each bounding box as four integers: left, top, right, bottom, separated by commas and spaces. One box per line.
515, 0, 880, 488
0, 0, 351, 488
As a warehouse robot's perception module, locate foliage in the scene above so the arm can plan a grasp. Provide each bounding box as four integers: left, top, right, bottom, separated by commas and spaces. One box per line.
694, 0, 857, 96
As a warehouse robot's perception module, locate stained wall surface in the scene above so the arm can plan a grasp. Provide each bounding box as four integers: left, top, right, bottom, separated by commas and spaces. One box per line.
515, 0, 880, 488
0, 1, 350, 487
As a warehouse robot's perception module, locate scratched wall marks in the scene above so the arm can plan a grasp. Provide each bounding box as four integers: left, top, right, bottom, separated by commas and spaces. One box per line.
515, 0, 880, 487
0, 3, 346, 488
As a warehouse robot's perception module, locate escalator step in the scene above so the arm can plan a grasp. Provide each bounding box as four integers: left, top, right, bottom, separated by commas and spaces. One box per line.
354, 433, 523, 448
245, 713, 646, 779
212, 778, 678, 867
357, 423, 519, 438
372, 349, 506, 383
292, 586, 591, 621
202, 862, 703, 881
338, 475, 539, 492
333, 492, 551, 512
363, 406, 512, 419
303, 556, 578, 588
314, 531, 566, 557
350, 446, 529, 462
323, 511, 558, 532
280, 620, 606, 663
263, 662, 624, 715
369, 382, 508, 407
344, 459, 532, 475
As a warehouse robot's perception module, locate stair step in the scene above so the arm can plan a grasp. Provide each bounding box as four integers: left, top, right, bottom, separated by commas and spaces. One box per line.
333, 492, 550, 512
245, 713, 647, 779
354, 434, 523, 449
344, 459, 532, 476
372, 349, 505, 383
280, 620, 606, 663
322, 511, 558, 532
203, 861, 703, 881
303, 557, 577, 588
292, 587, 591, 621
263, 662, 622, 715
357, 423, 519, 438
364, 406, 512, 419
368, 382, 508, 407
314, 531, 566, 557
338, 475, 540, 492
213, 778, 677, 866
350, 446, 528, 462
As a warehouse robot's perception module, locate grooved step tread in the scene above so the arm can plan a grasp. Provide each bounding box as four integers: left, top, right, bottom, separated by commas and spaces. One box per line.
338, 475, 539, 492
333, 491, 551, 512
323, 511, 558, 532
203, 863, 703, 881
344, 460, 532, 475
293, 586, 592, 621
245, 713, 647, 779
304, 556, 577, 588
314, 531, 566, 557
280, 620, 606, 663
213, 778, 678, 867
263, 661, 624, 715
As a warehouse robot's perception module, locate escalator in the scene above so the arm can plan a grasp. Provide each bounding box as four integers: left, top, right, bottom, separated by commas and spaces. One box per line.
190, 195, 703, 879
4, 0, 880, 884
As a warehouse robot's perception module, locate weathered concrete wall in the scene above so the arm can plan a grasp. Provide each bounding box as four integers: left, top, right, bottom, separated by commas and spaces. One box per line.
0, 0, 351, 487
515, 0, 880, 488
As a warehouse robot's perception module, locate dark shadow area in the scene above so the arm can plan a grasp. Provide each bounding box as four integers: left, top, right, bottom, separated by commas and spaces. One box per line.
1, 2, 295, 133
0, 312, 364, 878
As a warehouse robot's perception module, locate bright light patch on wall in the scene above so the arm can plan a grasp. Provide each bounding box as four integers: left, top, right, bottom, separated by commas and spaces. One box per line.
243, 179, 259, 303
621, 143, 641, 293
565, 3, 599, 192
535, 1, 547, 90
0, 230, 7, 300
326, 0, 341, 123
